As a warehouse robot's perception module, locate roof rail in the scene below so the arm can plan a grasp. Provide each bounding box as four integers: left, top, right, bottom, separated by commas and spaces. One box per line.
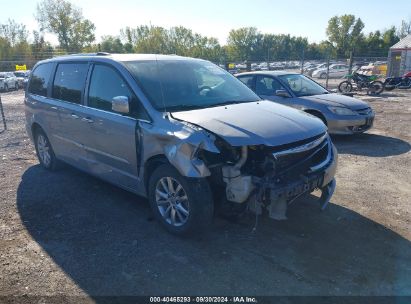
96, 52, 110, 56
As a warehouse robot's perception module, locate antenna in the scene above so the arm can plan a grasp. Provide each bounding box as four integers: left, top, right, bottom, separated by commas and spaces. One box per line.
155, 54, 168, 115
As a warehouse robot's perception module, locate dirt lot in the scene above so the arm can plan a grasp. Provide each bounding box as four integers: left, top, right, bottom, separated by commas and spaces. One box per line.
0, 90, 410, 298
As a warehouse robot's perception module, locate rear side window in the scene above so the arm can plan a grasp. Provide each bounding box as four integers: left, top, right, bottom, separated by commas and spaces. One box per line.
52, 63, 88, 104
28, 63, 53, 97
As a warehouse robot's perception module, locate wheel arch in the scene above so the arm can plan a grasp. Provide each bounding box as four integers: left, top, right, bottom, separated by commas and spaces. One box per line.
304, 109, 328, 126
143, 154, 170, 192
31, 122, 45, 138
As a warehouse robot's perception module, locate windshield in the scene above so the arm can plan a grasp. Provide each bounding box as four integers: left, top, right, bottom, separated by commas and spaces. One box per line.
278, 74, 328, 97
124, 59, 260, 111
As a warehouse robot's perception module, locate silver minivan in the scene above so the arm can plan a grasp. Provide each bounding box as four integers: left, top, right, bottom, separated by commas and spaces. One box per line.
25, 54, 337, 235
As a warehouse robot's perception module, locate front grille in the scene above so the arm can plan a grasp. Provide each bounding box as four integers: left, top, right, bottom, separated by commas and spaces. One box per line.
274, 137, 330, 178
355, 107, 372, 115
243, 134, 331, 179
265, 132, 326, 153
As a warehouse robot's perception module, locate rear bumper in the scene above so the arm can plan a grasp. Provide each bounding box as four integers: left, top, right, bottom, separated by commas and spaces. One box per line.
327, 113, 375, 135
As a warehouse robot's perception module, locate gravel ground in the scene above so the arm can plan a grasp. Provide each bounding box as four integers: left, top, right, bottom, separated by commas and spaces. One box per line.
0, 90, 410, 299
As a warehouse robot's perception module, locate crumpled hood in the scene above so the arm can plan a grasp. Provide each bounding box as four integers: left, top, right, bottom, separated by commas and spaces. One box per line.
171, 100, 326, 147
302, 93, 370, 110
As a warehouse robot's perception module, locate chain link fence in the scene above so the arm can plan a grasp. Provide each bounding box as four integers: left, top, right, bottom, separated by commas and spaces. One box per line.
0, 51, 388, 94
218, 55, 388, 91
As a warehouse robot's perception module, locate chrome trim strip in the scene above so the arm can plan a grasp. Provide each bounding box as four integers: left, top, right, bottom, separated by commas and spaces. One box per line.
309, 138, 332, 172
272, 133, 328, 159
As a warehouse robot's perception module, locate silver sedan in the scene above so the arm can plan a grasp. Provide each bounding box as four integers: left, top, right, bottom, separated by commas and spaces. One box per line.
236, 71, 375, 135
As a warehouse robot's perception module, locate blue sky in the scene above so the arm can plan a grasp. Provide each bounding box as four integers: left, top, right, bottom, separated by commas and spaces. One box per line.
1, 0, 410, 44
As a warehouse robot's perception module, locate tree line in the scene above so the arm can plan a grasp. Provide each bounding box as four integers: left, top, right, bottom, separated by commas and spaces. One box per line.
1, 0, 411, 68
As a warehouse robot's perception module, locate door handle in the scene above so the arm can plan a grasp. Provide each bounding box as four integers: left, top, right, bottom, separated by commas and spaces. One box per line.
81, 117, 94, 123
51, 106, 58, 110
71, 114, 79, 119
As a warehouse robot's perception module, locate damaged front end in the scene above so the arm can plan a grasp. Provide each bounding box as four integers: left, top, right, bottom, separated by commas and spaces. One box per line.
200, 132, 337, 220
147, 113, 337, 221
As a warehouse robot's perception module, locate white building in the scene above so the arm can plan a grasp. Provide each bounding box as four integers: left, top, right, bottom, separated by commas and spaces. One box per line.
387, 34, 411, 77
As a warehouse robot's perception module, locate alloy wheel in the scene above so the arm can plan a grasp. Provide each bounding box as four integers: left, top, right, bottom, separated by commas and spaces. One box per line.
37, 134, 51, 167
155, 177, 189, 227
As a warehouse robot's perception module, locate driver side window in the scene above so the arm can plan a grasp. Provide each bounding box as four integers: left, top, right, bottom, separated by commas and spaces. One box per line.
255, 76, 285, 96
88, 64, 149, 120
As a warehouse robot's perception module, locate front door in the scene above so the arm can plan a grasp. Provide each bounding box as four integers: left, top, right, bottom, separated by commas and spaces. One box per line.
76, 63, 149, 191
255, 75, 289, 104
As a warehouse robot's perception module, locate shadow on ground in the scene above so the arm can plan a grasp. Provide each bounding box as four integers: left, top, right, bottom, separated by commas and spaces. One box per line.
17, 165, 411, 297
332, 133, 410, 157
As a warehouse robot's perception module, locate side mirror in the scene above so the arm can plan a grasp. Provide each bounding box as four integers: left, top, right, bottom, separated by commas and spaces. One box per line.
275, 89, 291, 98
112, 96, 129, 114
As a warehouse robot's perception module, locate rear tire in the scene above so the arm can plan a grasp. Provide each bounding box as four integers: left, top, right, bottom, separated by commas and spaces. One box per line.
148, 164, 214, 236
338, 81, 353, 93
369, 81, 384, 95
4, 84, 8, 92
34, 129, 59, 171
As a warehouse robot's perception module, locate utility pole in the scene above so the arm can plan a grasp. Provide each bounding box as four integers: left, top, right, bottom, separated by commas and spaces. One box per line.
300, 47, 305, 74
325, 52, 331, 90
348, 49, 354, 74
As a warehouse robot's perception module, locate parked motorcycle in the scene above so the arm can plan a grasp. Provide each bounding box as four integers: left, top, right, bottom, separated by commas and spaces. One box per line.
338, 72, 384, 95
383, 71, 411, 91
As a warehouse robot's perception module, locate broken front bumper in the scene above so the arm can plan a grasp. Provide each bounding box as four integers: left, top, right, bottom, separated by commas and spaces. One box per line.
253, 143, 338, 220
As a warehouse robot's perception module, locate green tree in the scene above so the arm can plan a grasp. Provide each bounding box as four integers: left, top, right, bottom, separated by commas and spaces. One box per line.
397, 19, 411, 39
382, 26, 400, 48
326, 15, 365, 57
36, 0, 95, 52
99, 35, 125, 53
226, 27, 261, 61
0, 19, 29, 47
31, 30, 55, 60
119, 25, 222, 61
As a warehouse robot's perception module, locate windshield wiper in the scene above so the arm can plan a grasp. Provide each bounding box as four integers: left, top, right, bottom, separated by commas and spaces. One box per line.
211, 100, 258, 107
168, 100, 258, 112
167, 104, 206, 112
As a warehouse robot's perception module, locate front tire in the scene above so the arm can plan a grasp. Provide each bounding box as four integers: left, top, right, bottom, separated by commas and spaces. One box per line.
34, 129, 59, 171
148, 164, 214, 235
320, 73, 327, 79
338, 81, 353, 93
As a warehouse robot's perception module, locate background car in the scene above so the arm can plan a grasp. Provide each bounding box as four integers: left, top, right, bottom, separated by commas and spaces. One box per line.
305, 63, 329, 77
312, 64, 350, 79
236, 71, 375, 134
0, 72, 19, 91
13, 71, 30, 88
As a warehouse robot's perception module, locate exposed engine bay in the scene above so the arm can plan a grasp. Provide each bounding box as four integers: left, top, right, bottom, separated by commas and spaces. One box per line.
198, 132, 337, 220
